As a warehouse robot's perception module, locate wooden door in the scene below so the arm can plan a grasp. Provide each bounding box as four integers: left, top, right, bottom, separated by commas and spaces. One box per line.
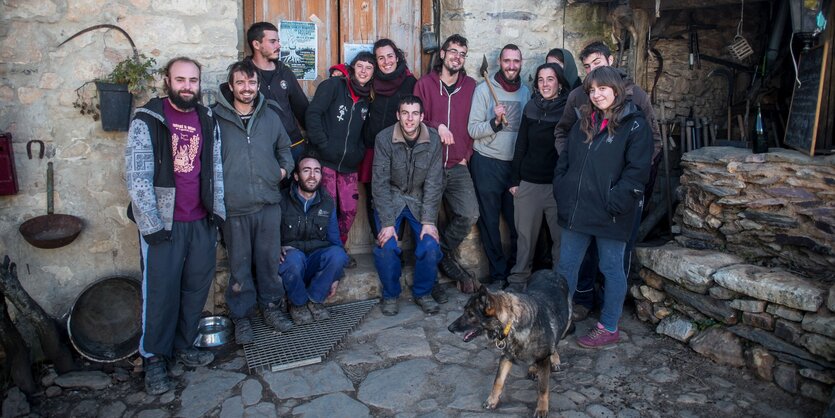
243, 0, 432, 253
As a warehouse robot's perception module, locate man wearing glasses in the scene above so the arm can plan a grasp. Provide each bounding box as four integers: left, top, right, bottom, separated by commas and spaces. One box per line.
414, 34, 480, 299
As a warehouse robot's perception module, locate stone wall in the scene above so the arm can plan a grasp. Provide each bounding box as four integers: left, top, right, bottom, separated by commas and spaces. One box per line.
0, 0, 240, 316
674, 147, 835, 279
441, 0, 609, 89
634, 242, 834, 402
647, 3, 769, 131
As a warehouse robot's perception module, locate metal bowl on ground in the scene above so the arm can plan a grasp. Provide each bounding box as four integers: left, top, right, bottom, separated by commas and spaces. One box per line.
194, 316, 232, 348
67, 276, 142, 362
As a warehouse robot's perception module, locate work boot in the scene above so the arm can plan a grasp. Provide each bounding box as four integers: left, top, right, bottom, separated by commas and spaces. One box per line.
144, 356, 171, 395
431, 284, 449, 304
234, 317, 254, 345
308, 302, 330, 321
263, 306, 293, 333
175, 348, 214, 367
380, 298, 399, 316
572, 304, 591, 321
439, 253, 470, 283
290, 304, 313, 325
505, 281, 526, 293
414, 294, 440, 314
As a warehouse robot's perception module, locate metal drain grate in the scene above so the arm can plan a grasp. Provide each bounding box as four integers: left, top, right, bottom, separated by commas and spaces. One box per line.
243, 299, 378, 373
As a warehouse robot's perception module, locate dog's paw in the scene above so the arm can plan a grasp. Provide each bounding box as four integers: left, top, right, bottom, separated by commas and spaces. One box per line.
483, 399, 499, 410
533, 409, 549, 418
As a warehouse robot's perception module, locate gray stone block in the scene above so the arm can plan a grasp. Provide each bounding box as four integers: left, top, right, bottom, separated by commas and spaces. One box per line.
745, 347, 775, 381
767, 304, 805, 321
729, 299, 766, 313
689, 326, 745, 367
636, 243, 743, 293
799, 333, 835, 362
774, 319, 804, 345
656, 315, 697, 342
773, 362, 799, 394
709, 286, 739, 300
713, 264, 826, 312
742, 311, 775, 331
802, 310, 835, 339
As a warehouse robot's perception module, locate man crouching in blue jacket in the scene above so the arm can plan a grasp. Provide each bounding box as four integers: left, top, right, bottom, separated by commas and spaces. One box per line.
213, 60, 295, 344
278, 155, 348, 324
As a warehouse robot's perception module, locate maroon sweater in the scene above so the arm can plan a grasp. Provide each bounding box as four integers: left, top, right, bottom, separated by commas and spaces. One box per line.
413, 70, 476, 168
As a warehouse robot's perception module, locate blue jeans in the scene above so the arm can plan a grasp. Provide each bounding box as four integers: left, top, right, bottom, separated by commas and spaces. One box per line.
373, 207, 442, 299
557, 229, 627, 331
279, 246, 348, 306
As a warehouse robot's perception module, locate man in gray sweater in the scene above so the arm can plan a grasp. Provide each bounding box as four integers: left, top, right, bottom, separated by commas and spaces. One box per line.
213, 60, 294, 343
467, 44, 530, 288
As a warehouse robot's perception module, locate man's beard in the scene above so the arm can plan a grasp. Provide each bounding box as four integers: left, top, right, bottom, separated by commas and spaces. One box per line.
299, 179, 320, 193
166, 84, 201, 110
444, 61, 461, 75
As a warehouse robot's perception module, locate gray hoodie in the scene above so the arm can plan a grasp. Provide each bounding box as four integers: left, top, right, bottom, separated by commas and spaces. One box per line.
467, 74, 530, 161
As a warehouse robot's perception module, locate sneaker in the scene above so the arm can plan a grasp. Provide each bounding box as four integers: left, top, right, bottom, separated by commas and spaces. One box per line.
577, 323, 620, 348
290, 304, 313, 325
234, 317, 254, 345
414, 294, 440, 314
572, 304, 591, 321
144, 356, 171, 395
308, 302, 330, 321
346, 255, 358, 269
175, 348, 214, 367
380, 298, 399, 316
263, 306, 293, 332
431, 284, 449, 304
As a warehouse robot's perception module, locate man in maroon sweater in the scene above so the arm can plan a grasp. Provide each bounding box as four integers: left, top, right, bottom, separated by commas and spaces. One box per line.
414, 34, 480, 298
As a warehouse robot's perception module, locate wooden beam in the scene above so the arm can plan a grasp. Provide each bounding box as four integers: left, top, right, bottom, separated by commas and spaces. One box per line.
632, 0, 769, 12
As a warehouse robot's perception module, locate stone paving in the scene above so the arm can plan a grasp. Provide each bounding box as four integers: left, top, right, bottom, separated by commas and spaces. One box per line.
4, 287, 827, 418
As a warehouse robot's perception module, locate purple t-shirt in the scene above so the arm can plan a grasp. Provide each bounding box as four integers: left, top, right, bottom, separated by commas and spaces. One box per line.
163, 99, 207, 222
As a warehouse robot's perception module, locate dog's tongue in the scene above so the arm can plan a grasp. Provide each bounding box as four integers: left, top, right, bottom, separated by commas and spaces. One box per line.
463, 330, 477, 342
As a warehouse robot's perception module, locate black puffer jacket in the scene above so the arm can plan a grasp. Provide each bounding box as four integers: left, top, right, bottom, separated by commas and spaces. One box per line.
306, 73, 369, 173
554, 102, 653, 241
280, 185, 336, 254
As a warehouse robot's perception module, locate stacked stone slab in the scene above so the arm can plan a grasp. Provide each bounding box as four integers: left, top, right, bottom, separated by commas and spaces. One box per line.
675, 147, 835, 278
634, 243, 834, 402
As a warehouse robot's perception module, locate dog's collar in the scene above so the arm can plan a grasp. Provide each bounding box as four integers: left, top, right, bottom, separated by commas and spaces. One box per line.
494, 320, 514, 350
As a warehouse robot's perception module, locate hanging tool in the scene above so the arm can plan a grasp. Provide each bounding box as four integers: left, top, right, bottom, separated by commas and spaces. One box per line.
707, 68, 734, 140
659, 104, 674, 237
479, 55, 507, 126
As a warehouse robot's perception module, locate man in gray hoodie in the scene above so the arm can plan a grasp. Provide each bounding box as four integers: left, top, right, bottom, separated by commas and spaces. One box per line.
467, 44, 530, 288
213, 60, 295, 343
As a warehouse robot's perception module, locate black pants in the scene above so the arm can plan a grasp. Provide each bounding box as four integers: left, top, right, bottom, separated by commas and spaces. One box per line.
470, 153, 517, 281
139, 218, 217, 358
223, 204, 285, 319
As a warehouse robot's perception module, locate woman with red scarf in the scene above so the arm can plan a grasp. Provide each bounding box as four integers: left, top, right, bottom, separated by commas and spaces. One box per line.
359, 39, 418, 244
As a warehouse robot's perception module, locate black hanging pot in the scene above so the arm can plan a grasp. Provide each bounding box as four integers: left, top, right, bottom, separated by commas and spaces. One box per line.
96, 81, 133, 132
19, 162, 83, 249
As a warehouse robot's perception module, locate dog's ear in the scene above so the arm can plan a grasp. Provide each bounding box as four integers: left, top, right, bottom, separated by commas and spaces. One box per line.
482, 291, 498, 317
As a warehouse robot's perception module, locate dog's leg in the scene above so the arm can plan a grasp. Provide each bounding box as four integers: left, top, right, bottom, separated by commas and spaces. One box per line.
534, 357, 551, 418
484, 357, 513, 410
550, 352, 561, 372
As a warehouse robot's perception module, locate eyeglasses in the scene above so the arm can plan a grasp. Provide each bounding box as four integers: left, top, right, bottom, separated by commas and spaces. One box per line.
444, 48, 467, 58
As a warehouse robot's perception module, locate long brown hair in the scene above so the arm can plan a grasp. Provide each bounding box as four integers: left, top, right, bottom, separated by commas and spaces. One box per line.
579, 66, 626, 143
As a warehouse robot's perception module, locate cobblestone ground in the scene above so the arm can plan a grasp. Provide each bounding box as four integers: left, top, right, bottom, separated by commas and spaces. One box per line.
12, 287, 826, 418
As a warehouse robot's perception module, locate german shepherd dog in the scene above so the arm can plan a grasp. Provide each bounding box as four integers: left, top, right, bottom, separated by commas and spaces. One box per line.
448, 269, 572, 418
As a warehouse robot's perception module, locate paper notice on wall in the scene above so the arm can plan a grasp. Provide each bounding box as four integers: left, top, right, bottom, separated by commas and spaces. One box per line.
343, 43, 373, 66
279, 20, 317, 81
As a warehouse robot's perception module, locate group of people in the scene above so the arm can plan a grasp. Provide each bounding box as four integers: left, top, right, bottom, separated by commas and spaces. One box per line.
125, 22, 659, 396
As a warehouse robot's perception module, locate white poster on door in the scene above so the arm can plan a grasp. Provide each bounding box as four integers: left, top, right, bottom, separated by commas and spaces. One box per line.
279, 20, 317, 81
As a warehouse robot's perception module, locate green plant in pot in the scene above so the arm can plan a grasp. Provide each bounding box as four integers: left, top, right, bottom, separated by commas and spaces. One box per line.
94, 53, 157, 131
63, 25, 158, 132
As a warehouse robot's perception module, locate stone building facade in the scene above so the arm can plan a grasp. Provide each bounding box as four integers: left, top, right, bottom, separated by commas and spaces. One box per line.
0, 0, 240, 316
